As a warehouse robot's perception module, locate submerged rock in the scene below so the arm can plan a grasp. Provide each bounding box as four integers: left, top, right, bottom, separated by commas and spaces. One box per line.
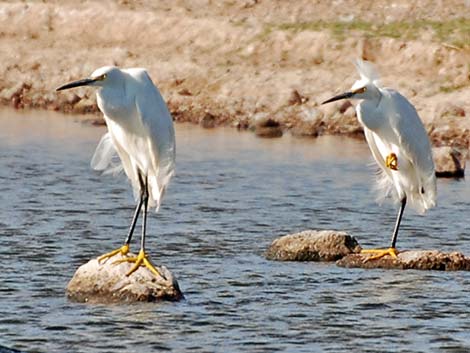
265, 230, 361, 261
337, 250, 470, 271
432, 146, 466, 178
67, 253, 183, 303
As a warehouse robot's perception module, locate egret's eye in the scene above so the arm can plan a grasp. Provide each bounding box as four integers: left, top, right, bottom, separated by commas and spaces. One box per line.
353, 86, 367, 94
95, 74, 107, 81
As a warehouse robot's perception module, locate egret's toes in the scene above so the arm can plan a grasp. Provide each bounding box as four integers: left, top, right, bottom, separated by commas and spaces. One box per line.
112, 255, 138, 266
98, 244, 130, 264
361, 248, 398, 262
126, 256, 144, 277
142, 256, 162, 278
111, 249, 162, 277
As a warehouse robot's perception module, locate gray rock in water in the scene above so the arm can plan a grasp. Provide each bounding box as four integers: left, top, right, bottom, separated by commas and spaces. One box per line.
67, 253, 183, 303
337, 250, 470, 271
432, 146, 466, 178
265, 230, 361, 261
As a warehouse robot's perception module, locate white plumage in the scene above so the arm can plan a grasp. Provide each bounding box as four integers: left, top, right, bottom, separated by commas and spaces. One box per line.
91, 67, 175, 212
353, 61, 436, 214
323, 59, 436, 255
56, 66, 175, 276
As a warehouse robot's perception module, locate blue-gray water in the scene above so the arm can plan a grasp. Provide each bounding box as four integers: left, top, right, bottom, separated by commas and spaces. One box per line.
0, 109, 469, 353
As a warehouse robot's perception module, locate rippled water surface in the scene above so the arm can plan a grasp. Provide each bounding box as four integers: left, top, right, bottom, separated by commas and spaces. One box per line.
1, 109, 470, 353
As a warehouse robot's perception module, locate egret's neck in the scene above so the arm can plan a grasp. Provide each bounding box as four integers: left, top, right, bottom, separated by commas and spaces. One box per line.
356, 97, 384, 132
96, 86, 133, 124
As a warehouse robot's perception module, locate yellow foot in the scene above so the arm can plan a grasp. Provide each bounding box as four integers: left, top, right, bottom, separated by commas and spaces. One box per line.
385, 153, 398, 170
97, 244, 130, 264
361, 247, 398, 261
113, 249, 161, 277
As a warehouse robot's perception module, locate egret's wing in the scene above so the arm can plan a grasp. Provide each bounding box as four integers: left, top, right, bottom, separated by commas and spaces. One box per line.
385, 89, 436, 210
386, 90, 434, 175
363, 127, 395, 203
90, 132, 123, 175
132, 69, 176, 211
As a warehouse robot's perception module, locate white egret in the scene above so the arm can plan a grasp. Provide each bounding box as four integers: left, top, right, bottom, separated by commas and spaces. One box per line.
322, 60, 436, 259
57, 66, 175, 276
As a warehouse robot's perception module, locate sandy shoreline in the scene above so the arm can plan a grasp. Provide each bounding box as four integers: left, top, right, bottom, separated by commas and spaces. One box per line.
1, 1, 469, 147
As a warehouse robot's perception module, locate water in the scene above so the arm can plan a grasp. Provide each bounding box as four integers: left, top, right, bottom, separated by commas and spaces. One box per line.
0, 109, 469, 353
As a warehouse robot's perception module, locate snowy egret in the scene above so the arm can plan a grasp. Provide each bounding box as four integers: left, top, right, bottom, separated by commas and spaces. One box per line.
322, 60, 436, 259
57, 66, 175, 276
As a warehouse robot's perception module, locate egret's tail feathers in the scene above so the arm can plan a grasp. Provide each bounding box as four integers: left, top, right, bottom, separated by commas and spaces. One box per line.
91, 133, 123, 175
410, 174, 437, 214
354, 59, 381, 86
146, 165, 175, 212
130, 182, 163, 212
147, 176, 163, 212
373, 166, 437, 214
408, 194, 434, 214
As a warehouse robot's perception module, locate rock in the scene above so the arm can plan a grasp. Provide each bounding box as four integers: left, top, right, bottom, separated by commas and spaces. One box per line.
199, 112, 216, 128
255, 124, 283, 138
291, 107, 324, 137
337, 250, 470, 271
87, 117, 106, 126
436, 102, 466, 118
322, 101, 363, 137
432, 146, 466, 178
72, 96, 97, 114
288, 89, 308, 106
242, 0, 259, 9
67, 93, 81, 106
251, 114, 283, 138
359, 37, 377, 62
265, 230, 361, 261
267, 230, 470, 271
178, 88, 192, 96
338, 100, 353, 114
67, 253, 183, 303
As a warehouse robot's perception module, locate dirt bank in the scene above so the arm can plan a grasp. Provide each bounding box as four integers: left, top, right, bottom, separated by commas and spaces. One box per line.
1, 1, 469, 147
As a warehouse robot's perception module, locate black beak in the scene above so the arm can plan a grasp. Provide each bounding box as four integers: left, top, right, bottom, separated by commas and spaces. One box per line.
56, 78, 96, 91
322, 91, 354, 105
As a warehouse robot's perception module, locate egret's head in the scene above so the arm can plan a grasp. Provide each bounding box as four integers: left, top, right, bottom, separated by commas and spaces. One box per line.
56, 66, 120, 91
322, 59, 381, 105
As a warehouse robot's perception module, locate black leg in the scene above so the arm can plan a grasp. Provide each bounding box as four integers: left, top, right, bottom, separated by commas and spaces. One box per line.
141, 177, 149, 251
390, 196, 407, 248
121, 174, 162, 278
123, 172, 146, 245
123, 195, 144, 245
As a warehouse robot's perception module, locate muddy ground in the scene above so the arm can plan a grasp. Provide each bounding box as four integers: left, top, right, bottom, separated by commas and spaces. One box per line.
1, 1, 469, 148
